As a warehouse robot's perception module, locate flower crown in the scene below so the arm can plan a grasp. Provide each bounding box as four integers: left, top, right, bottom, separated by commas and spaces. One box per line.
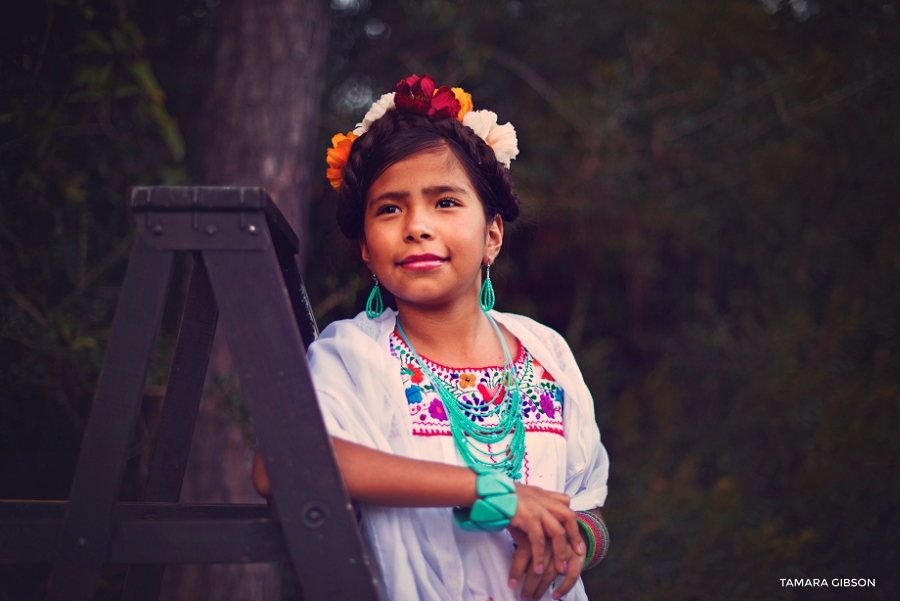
326, 74, 519, 191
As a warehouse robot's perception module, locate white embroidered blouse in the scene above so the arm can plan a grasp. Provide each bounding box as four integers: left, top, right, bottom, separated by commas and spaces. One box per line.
307, 309, 609, 601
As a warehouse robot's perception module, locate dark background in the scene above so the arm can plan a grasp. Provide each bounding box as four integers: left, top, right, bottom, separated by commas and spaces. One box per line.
2, 0, 898, 600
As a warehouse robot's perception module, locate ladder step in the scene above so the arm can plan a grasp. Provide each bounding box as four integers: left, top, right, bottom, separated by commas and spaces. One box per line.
0, 501, 288, 564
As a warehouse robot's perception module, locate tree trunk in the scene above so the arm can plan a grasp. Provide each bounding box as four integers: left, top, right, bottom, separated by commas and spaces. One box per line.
159, 1, 329, 599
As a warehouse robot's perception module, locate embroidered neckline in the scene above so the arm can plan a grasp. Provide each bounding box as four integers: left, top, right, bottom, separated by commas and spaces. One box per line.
391, 326, 525, 371
389, 332, 565, 441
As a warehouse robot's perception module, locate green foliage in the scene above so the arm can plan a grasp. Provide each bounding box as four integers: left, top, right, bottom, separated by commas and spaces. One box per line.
0, 0, 185, 505
318, 0, 900, 597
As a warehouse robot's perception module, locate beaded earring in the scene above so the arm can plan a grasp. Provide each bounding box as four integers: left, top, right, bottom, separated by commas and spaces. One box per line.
480, 263, 495, 312
366, 275, 384, 319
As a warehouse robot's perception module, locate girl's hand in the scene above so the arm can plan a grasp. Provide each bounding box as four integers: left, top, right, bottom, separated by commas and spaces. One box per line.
508, 529, 584, 600
507, 484, 584, 578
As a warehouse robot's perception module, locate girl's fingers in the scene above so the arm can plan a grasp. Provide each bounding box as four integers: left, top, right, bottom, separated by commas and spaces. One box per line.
521, 549, 556, 600
507, 527, 531, 590
532, 559, 560, 600
552, 552, 583, 600
540, 512, 571, 574
524, 517, 546, 575
549, 502, 584, 558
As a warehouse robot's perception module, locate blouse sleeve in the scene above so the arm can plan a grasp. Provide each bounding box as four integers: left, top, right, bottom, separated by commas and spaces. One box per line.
546, 326, 610, 511
306, 328, 367, 445
306, 318, 411, 454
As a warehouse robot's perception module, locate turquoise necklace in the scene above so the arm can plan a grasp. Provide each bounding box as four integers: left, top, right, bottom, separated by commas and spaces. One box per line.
396, 312, 525, 480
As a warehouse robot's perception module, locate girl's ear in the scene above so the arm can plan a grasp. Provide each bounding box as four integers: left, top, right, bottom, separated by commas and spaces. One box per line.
359, 235, 371, 266
484, 215, 504, 264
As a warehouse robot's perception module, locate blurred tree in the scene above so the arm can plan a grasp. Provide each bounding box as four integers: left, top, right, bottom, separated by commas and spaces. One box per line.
157, 1, 330, 600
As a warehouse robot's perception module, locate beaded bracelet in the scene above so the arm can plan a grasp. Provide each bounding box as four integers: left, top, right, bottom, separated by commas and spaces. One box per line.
453, 468, 518, 532
575, 510, 609, 570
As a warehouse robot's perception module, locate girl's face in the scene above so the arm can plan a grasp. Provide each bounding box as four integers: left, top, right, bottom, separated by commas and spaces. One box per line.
360, 148, 503, 311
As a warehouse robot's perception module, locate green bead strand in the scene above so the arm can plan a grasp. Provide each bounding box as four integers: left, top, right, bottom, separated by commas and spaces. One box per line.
366, 277, 384, 319
396, 313, 525, 479
480, 264, 495, 312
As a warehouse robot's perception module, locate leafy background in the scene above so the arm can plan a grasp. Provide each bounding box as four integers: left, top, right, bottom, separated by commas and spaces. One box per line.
2, 0, 898, 600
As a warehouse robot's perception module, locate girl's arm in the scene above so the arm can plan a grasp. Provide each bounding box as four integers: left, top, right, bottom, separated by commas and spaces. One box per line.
253, 439, 477, 505
253, 439, 583, 575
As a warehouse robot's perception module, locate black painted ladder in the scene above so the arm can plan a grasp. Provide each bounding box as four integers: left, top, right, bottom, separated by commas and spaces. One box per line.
0, 187, 381, 601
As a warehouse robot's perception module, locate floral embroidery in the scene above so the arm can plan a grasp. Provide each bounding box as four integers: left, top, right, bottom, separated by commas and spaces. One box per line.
459, 372, 477, 388
402, 364, 425, 384
406, 385, 423, 405
428, 398, 448, 421
539, 391, 556, 419
391, 332, 564, 438
478, 382, 505, 405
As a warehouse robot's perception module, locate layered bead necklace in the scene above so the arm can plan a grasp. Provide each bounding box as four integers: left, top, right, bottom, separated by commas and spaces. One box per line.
396, 312, 525, 480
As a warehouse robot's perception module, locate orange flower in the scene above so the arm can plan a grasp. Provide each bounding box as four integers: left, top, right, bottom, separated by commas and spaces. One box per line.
326, 131, 358, 190
452, 87, 473, 121
458, 372, 477, 388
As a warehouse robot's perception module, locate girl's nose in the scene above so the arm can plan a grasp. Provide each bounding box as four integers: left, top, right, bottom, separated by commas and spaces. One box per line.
404, 207, 434, 241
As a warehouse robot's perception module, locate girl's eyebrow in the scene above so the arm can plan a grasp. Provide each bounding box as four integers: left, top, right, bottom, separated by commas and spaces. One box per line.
421, 185, 470, 197
369, 190, 409, 205
369, 185, 470, 205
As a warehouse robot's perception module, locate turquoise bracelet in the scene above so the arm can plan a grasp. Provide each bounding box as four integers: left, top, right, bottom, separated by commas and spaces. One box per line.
453, 468, 518, 532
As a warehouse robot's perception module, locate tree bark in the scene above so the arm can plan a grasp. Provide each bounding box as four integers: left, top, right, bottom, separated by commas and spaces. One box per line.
198, 0, 328, 258
159, 1, 329, 599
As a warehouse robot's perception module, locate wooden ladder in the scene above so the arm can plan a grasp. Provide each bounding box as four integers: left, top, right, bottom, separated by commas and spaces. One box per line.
0, 186, 381, 601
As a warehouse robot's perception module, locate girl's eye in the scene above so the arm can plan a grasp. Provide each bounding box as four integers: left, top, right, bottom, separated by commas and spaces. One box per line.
375, 204, 400, 215
436, 198, 458, 208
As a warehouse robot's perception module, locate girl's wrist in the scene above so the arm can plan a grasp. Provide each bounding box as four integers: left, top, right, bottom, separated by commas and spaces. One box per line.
575, 510, 609, 570
453, 468, 518, 532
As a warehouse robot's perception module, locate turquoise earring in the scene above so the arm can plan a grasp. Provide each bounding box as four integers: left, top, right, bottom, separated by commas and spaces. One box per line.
480, 263, 495, 312
366, 275, 384, 319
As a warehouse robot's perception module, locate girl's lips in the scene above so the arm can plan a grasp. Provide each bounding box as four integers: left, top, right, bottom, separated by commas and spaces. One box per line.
398, 254, 447, 270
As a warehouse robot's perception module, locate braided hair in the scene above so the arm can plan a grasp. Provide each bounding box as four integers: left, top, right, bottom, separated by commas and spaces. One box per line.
336, 110, 520, 240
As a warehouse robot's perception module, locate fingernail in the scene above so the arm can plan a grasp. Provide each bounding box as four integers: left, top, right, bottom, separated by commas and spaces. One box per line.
552, 593, 561, 600
536, 563, 544, 574
562, 561, 568, 571
508, 579, 517, 589
579, 542, 586, 554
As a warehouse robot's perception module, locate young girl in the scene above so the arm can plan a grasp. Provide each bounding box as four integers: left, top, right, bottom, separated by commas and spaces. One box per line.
254, 75, 609, 601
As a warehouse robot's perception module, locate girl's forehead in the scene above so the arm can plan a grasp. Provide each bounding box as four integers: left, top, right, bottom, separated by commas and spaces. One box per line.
369, 148, 475, 195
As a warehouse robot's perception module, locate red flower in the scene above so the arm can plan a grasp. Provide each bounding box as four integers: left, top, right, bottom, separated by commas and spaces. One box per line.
478, 382, 506, 405
408, 365, 424, 384
534, 358, 556, 382
394, 74, 461, 119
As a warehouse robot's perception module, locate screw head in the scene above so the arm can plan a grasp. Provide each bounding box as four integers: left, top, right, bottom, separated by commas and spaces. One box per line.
152, 224, 164, 236
303, 504, 327, 528
248, 224, 258, 235
205, 224, 217, 235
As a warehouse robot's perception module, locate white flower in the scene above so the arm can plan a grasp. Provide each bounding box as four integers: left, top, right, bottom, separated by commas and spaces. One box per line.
353, 92, 395, 136
463, 110, 519, 168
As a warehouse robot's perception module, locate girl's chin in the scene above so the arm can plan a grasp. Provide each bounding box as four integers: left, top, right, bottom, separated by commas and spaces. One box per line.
393, 292, 478, 310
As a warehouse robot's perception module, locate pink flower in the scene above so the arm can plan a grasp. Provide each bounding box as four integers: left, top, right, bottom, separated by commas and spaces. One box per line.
394, 74, 460, 119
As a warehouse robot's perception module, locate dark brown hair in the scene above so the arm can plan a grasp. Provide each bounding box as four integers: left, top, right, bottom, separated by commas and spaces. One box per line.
336, 110, 520, 239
